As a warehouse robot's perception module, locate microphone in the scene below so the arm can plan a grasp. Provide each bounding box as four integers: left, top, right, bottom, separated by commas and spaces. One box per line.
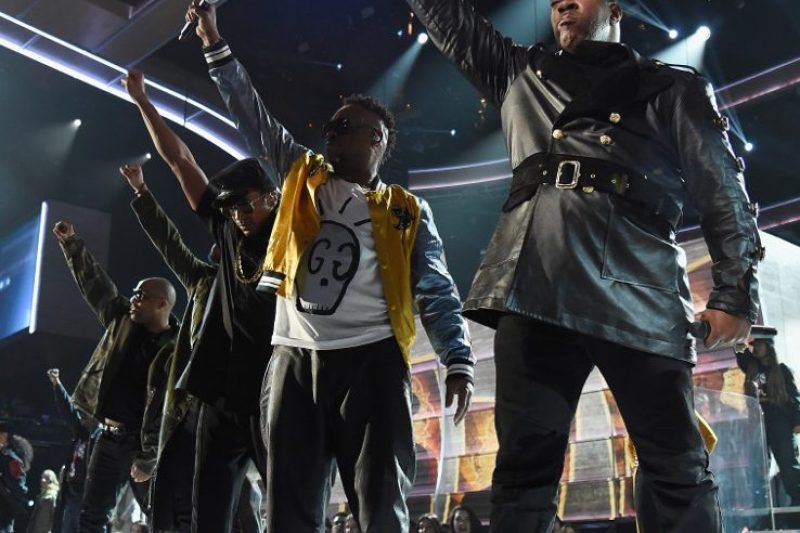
689, 320, 709, 341
178, 0, 217, 41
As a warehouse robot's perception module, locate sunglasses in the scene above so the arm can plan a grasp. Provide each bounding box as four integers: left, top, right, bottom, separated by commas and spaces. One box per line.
322, 117, 379, 138
220, 191, 278, 218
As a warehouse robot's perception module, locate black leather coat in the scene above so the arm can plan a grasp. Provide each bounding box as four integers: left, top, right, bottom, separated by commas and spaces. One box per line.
409, 0, 761, 361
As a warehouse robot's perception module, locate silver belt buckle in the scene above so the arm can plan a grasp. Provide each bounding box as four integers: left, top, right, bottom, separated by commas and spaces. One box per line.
555, 160, 581, 189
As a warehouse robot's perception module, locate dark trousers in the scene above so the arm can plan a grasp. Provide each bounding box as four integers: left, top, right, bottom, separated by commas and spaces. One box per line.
490, 315, 721, 533
79, 430, 148, 533
260, 336, 415, 533
764, 413, 800, 504
54, 487, 82, 533
191, 403, 265, 533
153, 416, 196, 533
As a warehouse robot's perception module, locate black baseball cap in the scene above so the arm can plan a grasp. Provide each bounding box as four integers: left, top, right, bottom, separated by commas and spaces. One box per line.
210, 158, 273, 208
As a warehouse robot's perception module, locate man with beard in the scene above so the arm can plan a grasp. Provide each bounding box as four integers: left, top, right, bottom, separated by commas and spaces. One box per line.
186, 4, 474, 532
53, 221, 178, 532
407, 0, 761, 530
123, 70, 277, 533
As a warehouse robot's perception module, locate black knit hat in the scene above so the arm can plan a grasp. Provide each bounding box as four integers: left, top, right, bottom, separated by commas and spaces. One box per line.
0, 419, 12, 434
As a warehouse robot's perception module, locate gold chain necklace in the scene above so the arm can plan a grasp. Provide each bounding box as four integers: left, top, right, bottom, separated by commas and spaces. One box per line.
235, 239, 264, 284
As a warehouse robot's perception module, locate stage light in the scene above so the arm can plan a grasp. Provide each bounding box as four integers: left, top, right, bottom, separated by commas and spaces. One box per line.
417, 33, 429, 45
336, 63, 343, 71
744, 142, 754, 152
668, 29, 678, 39
696, 26, 711, 41
72, 119, 82, 127
450, 129, 457, 137
145, 152, 152, 160
397, 30, 403, 37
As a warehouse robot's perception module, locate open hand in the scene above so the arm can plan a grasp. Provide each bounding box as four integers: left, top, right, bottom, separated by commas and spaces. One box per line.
446, 375, 474, 426
52, 221, 76, 243
120, 165, 145, 192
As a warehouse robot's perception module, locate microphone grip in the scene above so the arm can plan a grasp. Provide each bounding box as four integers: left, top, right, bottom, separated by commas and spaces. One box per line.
178, 0, 209, 41
689, 320, 710, 340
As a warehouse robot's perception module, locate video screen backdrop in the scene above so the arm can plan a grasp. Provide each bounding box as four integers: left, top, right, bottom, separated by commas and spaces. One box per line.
328, 231, 799, 528
0, 215, 42, 341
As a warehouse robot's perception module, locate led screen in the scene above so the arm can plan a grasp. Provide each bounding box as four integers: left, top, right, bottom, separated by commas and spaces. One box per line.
0, 216, 41, 340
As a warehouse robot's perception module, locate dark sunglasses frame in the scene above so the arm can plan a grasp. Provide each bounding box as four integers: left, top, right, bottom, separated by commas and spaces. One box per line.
220, 191, 278, 218
322, 117, 380, 138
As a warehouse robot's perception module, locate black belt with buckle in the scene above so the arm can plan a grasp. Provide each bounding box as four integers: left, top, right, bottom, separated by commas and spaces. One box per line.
503, 153, 682, 234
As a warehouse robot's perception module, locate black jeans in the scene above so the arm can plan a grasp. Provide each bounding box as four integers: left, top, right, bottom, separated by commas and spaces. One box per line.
79, 430, 148, 533
764, 411, 800, 504
491, 315, 721, 533
191, 403, 266, 533
260, 336, 415, 533
153, 414, 196, 533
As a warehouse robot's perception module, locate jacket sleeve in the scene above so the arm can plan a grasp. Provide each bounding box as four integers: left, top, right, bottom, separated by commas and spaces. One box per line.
781, 364, 800, 428
59, 237, 130, 328
133, 343, 173, 476
405, 0, 525, 107
673, 76, 762, 324
205, 40, 308, 187
412, 199, 475, 383
131, 190, 212, 292
53, 382, 89, 440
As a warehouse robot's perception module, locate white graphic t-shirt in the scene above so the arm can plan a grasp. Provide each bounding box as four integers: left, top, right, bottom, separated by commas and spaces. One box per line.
272, 177, 394, 350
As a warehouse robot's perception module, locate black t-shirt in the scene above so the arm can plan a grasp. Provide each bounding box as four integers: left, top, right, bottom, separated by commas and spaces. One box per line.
99, 327, 162, 427
187, 187, 276, 413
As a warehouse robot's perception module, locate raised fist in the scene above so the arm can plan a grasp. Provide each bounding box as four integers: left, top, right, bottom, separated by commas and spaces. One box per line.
120, 165, 145, 192
52, 221, 76, 243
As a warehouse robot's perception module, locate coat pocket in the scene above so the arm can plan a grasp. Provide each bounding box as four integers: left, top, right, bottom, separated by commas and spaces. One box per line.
601, 205, 679, 294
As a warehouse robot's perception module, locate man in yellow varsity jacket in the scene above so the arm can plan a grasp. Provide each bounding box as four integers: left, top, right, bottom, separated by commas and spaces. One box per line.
188, 3, 475, 532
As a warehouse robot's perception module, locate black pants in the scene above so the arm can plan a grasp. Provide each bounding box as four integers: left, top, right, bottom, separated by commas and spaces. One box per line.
79, 430, 149, 533
764, 411, 800, 504
192, 403, 266, 533
491, 315, 721, 533
260, 336, 415, 533
153, 413, 196, 533
54, 485, 82, 533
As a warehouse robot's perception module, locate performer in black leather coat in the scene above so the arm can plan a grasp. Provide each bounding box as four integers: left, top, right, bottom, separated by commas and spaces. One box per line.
407, 0, 761, 530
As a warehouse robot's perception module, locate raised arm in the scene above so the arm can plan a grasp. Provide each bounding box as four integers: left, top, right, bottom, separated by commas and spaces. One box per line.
47, 368, 89, 440
405, 0, 526, 106
122, 165, 213, 292
412, 199, 475, 424
190, 3, 307, 187
675, 76, 761, 348
122, 70, 209, 211
53, 222, 129, 328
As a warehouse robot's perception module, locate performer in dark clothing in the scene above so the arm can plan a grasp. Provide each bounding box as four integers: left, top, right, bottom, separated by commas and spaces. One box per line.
408, 0, 761, 530
122, 70, 277, 533
123, 164, 264, 533
54, 222, 178, 533
0, 420, 32, 533
737, 326, 800, 505
46, 369, 100, 533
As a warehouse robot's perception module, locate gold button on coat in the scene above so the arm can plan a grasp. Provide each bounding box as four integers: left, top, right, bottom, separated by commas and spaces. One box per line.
609, 112, 621, 123
600, 134, 613, 145
552, 129, 565, 140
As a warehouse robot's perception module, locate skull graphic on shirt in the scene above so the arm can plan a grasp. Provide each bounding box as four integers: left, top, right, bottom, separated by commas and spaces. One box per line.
296, 220, 360, 315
